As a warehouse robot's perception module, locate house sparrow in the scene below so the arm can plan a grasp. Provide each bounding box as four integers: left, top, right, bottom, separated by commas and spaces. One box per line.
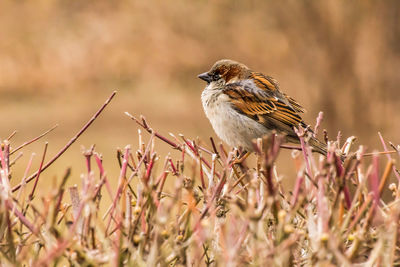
198, 59, 327, 155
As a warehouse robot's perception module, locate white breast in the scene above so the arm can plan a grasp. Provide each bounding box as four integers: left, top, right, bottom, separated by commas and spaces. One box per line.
201, 85, 270, 151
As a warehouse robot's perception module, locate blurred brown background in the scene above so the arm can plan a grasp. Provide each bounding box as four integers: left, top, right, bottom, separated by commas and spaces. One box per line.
1, 1, 399, 186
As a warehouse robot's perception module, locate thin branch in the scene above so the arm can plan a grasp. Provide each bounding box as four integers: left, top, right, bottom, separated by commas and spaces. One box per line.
10, 125, 58, 155
6, 130, 17, 141
28, 142, 48, 201
12, 91, 117, 192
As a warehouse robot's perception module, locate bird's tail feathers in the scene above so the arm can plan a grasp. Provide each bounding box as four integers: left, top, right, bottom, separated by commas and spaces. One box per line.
309, 137, 346, 162
308, 137, 327, 156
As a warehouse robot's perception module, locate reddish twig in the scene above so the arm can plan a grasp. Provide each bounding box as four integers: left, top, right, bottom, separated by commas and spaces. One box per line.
94, 153, 105, 177
12, 91, 117, 192
369, 154, 380, 205
126, 113, 216, 173
125, 112, 180, 149
6, 130, 17, 141
5, 200, 36, 234
291, 172, 304, 206
28, 142, 48, 201
196, 172, 227, 226
210, 137, 220, 157
294, 127, 312, 179
16, 153, 35, 203
10, 124, 58, 155
333, 153, 352, 209
83, 145, 95, 174
199, 153, 206, 189
105, 146, 130, 234
0, 141, 8, 172
378, 132, 400, 182
168, 158, 178, 175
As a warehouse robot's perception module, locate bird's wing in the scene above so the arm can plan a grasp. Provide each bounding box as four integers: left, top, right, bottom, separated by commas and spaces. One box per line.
223, 81, 306, 132
250, 72, 306, 113
283, 93, 306, 113
250, 72, 280, 92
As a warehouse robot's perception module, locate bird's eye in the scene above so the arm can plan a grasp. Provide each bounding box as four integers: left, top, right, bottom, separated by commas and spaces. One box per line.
212, 74, 220, 81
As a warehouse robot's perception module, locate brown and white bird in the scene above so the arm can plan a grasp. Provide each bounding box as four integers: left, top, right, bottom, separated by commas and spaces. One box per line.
198, 59, 327, 155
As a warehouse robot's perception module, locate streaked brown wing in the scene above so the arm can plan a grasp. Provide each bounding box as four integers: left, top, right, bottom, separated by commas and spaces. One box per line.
283, 93, 306, 113
223, 84, 305, 129
250, 72, 279, 92
250, 72, 306, 113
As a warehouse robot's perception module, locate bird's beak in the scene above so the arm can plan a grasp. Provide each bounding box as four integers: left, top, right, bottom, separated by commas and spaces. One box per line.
198, 72, 212, 83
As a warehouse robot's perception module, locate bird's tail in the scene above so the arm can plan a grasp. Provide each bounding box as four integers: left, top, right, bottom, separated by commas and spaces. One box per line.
308, 137, 327, 156
309, 137, 346, 162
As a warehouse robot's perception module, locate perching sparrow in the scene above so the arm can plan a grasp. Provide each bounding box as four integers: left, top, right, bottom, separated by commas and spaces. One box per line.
198, 59, 327, 155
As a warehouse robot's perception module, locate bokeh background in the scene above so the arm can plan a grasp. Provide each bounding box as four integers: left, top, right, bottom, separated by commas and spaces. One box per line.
1, 1, 400, 188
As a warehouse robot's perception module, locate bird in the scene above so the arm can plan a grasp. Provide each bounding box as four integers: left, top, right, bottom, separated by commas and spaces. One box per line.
198, 59, 327, 156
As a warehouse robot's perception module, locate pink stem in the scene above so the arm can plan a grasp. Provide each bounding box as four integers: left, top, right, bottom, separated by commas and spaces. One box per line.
378, 132, 400, 182
10, 124, 58, 155
5, 199, 36, 233
12, 91, 117, 192
94, 153, 104, 177
29, 142, 48, 200
291, 173, 304, 206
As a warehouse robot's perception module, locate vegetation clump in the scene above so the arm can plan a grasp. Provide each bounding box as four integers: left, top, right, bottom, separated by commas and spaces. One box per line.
0, 92, 399, 266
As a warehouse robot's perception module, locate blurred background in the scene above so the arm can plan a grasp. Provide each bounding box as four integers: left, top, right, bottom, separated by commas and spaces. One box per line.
1, 1, 399, 188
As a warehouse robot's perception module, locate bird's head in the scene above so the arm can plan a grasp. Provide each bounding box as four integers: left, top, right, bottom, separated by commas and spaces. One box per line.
198, 59, 251, 86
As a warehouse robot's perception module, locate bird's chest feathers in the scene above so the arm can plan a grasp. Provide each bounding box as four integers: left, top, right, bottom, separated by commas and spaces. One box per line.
201, 88, 232, 124
201, 87, 266, 148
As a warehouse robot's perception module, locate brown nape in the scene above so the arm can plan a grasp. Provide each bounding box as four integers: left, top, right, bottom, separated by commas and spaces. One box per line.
223, 65, 249, 83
